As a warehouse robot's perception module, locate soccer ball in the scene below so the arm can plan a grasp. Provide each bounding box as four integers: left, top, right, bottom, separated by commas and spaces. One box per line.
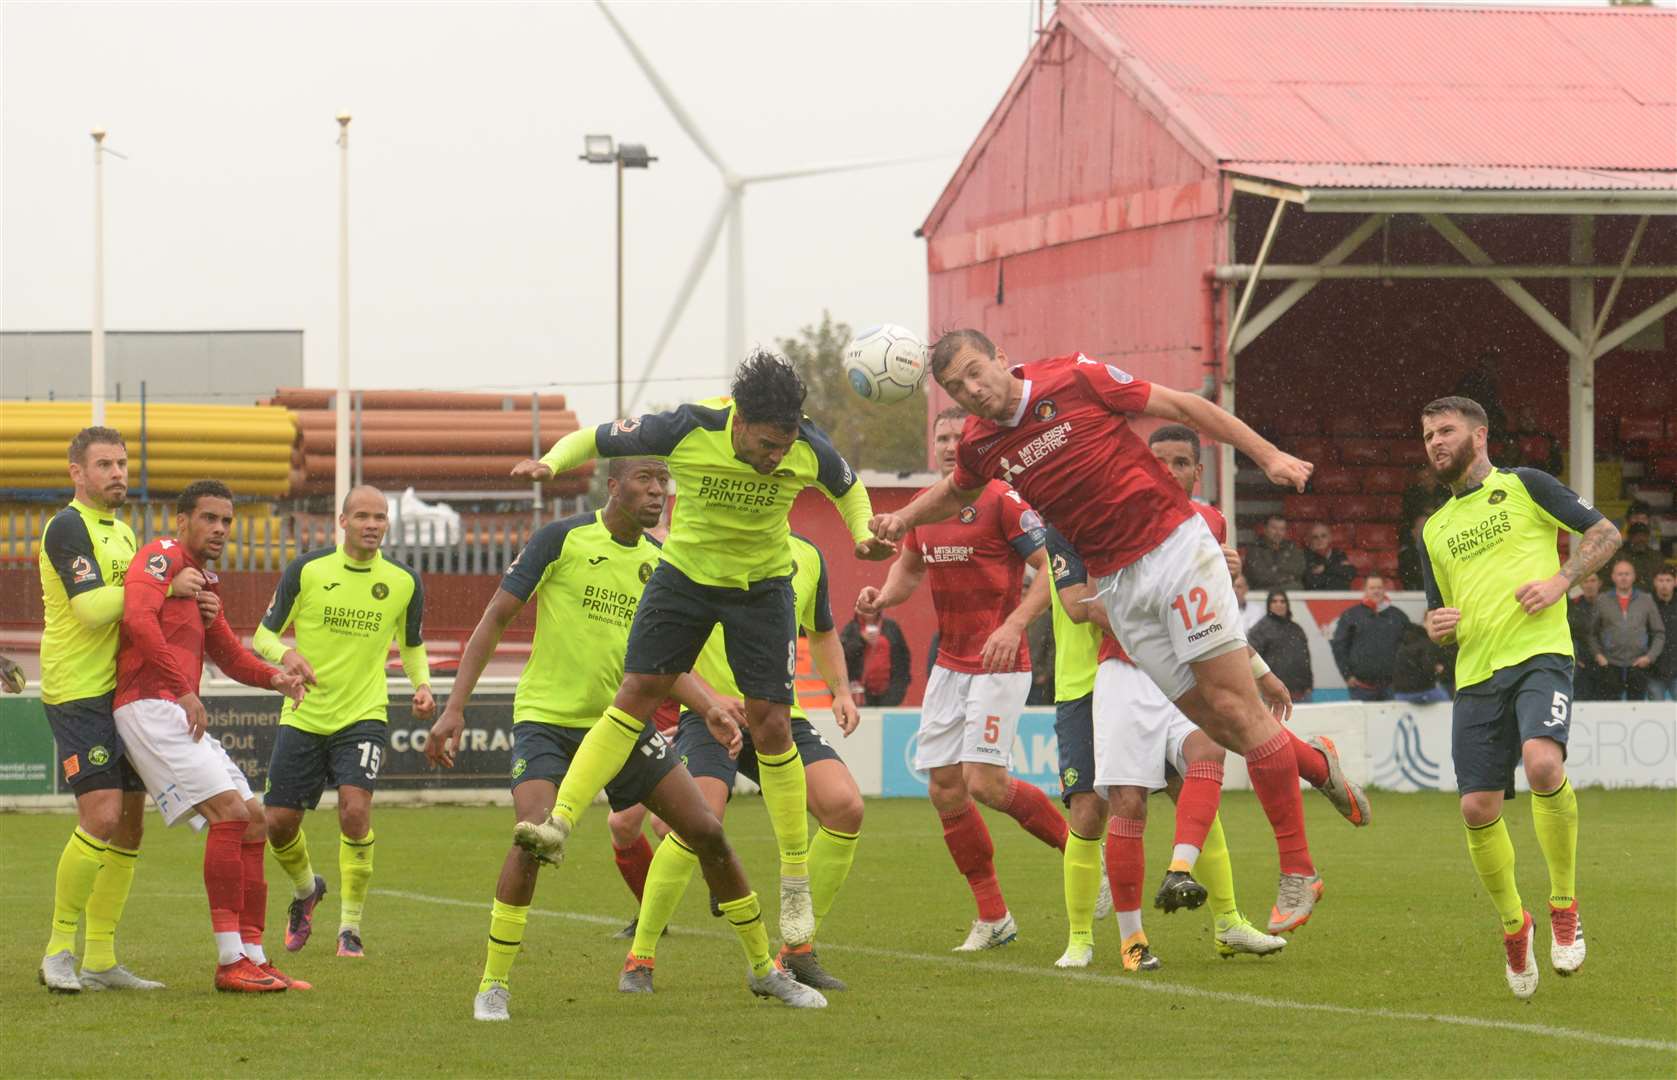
844, 324, 928, 404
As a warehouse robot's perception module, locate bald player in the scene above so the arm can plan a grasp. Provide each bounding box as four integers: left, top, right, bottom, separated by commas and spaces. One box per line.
255, 486, 433, 959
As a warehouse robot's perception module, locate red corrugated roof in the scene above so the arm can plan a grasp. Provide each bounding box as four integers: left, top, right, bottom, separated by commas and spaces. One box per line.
1060, 2, 1677, 187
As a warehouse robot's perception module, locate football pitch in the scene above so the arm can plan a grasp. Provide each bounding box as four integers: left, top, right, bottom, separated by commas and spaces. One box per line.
2, 790, 1673, 1078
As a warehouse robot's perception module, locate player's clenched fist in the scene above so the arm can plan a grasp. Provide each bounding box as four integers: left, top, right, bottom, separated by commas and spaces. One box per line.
411, 685, 437, 722
869, 513, 908, 544
854, 586, 884, 618
1426, 606, 1461, 644
1513, 576, 1567, 616
854, 537, 896, 561
427, 705, 465, 768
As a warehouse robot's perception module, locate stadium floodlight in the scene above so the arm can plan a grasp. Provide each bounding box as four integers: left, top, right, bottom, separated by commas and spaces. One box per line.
593, 0, 944, 410
580, 136, 659, 419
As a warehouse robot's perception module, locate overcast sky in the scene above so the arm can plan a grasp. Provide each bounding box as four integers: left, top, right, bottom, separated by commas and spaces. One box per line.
3, 1, 1655, 424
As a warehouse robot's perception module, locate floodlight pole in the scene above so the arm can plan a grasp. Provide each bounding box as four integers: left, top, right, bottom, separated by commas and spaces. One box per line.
335, 112, 352, 542
581, 136, 655, 419
91, 128, 108, 426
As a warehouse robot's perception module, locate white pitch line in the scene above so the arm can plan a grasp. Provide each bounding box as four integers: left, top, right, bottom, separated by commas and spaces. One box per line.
376, 888, 1676, 1054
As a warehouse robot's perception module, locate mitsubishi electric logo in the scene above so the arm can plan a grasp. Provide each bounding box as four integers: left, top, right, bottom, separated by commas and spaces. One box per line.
1374, 712, 1441, 790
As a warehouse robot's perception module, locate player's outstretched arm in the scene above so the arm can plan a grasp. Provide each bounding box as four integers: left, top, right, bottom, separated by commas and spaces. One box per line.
807, 627, 860, 735
1142, 385, 1312, 492
427, 588, 523, 768
515, 427, 600, 481
856, 543, 926, 616
869, 475, 976, 544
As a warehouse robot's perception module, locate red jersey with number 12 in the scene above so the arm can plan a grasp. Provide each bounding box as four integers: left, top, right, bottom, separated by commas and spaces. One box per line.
904, 480, 1046, 674
951, 354, 1193, 578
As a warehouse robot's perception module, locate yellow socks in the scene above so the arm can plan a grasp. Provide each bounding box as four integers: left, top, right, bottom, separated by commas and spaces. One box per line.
1197, 813, 1240, 924
1466, 817, 1525, 934
479, 899, 528, 992
809, 825, 859, 932
1530, 778, 1578, 908
756, 745, 810, 879
718, 892, 774, 977
633, 835, 699, 961
554, 707, 645, 825
339, 831, 375, 932
270, 829, 317, 899
1062, 830, 1102, 948
46, 827, 106, 958
82, 842, 138, 971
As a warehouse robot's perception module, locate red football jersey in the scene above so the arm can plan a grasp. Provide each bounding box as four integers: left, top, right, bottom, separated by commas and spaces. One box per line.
904, 479, 1045, 675
950, 354, 1193, 578
1194, 501, 1228, 545
115, 537, 277, 708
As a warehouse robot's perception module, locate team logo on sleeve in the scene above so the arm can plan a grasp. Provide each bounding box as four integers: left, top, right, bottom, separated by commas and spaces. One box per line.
70, 556, 97, 584
1052, 553, 1069, 581
1020, 510, 1044, 531
145, 553, 169, 581
1033, 399, 1058, 422
639, 562, 654, 584
1104, 364, 1134, 383
611, 417, 641, 434
1488, 490, 1507, 505
959, 505, 978, 524
372, 582, 389, 600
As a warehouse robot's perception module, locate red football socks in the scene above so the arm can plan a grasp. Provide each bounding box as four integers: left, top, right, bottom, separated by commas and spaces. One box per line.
1246, 729, 1315, 876
1105, 816, 1145, 912
240, 837, 267, 947
1001, 779, 1069, 852
204, 821, 245, 935
1289, 730, 1330, 788
1173, 760, 1224, 851
613, 835, 654, 902
940, 801, 1008, 922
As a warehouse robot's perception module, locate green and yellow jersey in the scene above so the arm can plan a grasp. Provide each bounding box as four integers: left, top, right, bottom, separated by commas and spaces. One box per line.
1420, 467, 1603, 691
539, 398, 872, 590
255, 546, 428, 734
38, 499, 136, 705
692, 534, 834, 721
501, 510, 662, 727
1045, 525, 1102, 703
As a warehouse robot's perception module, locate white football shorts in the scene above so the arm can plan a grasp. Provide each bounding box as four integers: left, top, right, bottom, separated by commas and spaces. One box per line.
1093, 514, 1246, 702
1092, 657, 1199, 795
915, 665, 1031, 771
113, 699, 253, 826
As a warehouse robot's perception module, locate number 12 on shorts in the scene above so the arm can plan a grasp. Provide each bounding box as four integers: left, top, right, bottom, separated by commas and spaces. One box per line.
1170, 587, 1214, 630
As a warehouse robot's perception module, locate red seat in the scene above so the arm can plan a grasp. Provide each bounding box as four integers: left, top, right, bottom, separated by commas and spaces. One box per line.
1650, 458, 1677, 483
1329, 522, 1358, 548
1291, 437, 1335, 464
1517, 435, 1553, 465
1283, 494, 1332, 521
1357, 523, 1400, 550
1620, 416, 1666, 443
1364, 466, 1409, 493
1372, 550, 1401, 577
1339, 439, 1391, 465
1274, 414, 1321, 436
1334, 495, 1402, 522
1370, 415, 1412, 438
1346, 548, 1376, 573
1327, 415, 1366, 437
1388, 440, 1429, 466
1311, 467, 1362, 495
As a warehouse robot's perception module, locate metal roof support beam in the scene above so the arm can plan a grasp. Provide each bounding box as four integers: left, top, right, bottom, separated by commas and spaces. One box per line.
1225, 198, 1287, 358
1590, 289, 1677, 362
1424, 213, 1585, 356
1589, 215, 1650, 352
1214, 264, 1677, 281
1568, 216, 1596, 506
1232, 214, 1386, 354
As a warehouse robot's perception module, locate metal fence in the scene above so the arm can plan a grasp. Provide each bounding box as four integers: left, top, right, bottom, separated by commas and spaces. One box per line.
1, 497, 591, 575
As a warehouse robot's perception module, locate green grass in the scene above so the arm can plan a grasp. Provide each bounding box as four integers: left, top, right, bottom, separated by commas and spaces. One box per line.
2, 790, 1674, 1078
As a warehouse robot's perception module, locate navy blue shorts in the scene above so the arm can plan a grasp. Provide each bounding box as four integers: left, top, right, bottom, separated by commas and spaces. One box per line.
676, 711, 842, 790
1452, 654, 1573, 797
1054, 693, 1097, 807
622, 562, 796, 704
509, 721, 676, 812
45, 693, 146, 797
264, 719, 388, 810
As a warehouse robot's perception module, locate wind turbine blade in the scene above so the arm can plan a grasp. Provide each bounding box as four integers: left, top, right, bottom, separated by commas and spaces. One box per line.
626, 192, 732, 414
595, 1, 730, 175
741, 152, 949, 186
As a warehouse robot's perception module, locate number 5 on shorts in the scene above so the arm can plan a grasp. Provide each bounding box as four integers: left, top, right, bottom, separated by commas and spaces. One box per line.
983, 716, 1001, 744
